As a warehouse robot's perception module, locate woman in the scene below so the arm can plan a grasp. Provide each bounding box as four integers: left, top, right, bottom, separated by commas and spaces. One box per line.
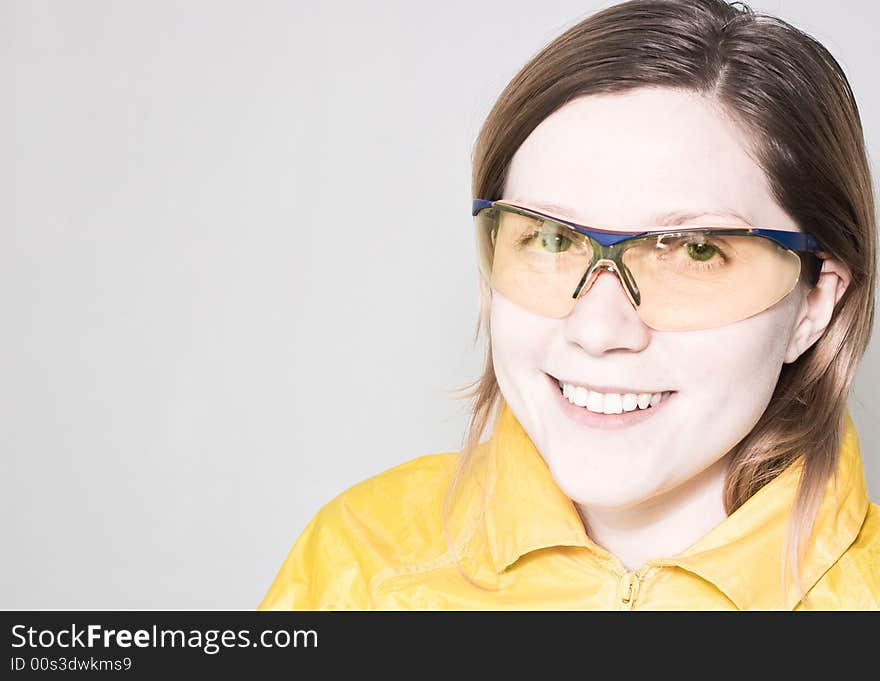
259, 0, 878, 610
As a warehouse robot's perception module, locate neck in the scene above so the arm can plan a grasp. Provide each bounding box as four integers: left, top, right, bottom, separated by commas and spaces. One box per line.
575, 454, 731, 572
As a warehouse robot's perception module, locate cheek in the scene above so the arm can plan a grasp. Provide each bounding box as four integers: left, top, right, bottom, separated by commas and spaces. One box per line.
489, 294, 558, 382
676, 303, 797, 399
757, 301, 801, 366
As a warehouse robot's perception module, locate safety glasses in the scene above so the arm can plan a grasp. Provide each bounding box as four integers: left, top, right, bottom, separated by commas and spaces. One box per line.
472, 199, 823, 331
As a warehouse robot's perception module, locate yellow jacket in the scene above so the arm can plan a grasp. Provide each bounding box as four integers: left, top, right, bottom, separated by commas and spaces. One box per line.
259, 402, 879, 610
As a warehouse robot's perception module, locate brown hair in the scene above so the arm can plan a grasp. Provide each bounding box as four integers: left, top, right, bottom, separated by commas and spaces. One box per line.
445, 0, 876, 605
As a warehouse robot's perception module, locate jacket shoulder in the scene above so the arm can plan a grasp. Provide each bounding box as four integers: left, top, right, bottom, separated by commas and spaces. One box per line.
322, 451, 460, 563
333, 451, 459, 518
844, 501, 880, 566
820, 501, 880, 609
258, 452, 459, 610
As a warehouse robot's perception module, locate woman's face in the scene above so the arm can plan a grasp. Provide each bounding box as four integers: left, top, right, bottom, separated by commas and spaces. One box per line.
491, 87, 811, 508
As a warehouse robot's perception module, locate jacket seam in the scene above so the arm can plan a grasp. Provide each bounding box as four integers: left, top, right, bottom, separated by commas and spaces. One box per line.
367, 504, 485, 600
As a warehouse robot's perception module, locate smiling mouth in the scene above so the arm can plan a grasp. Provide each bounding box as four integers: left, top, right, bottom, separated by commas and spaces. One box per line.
551, 375, 674, 415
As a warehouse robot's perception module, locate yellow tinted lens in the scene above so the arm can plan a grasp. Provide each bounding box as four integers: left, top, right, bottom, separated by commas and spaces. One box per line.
622, 232, 803, 330
475, 206, 593, 317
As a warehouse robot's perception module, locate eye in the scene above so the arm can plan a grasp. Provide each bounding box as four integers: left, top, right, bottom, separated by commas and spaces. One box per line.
514, 226, 576, 253
538, 231, 572, 253
685, 241, 718, 261
650, 232, 729, 268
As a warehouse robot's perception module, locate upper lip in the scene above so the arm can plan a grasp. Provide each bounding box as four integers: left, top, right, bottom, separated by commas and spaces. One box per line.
551, 373, 672, 395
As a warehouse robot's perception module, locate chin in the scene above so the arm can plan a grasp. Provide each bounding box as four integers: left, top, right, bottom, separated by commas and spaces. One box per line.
544, 450, 667, 509
562, 482, 658, 511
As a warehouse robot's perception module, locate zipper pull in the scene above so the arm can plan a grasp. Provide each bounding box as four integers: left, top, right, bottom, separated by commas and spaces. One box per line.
619, 572, 641, 610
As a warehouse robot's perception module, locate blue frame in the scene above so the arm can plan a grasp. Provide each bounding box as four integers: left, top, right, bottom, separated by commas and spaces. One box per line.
472, 199, 821, 252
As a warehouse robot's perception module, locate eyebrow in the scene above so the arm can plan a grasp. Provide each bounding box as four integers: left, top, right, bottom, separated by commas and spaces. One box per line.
510, 198, 754, 227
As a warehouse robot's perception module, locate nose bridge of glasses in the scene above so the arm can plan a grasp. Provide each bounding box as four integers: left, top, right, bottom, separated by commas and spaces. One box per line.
572, 256, 642, 308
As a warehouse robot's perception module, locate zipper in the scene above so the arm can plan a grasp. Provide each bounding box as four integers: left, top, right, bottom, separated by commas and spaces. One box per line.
596, 553, 655, 610
618, 571, 643, 611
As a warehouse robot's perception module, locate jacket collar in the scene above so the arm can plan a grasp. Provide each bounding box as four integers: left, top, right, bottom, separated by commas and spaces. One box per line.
478, 400, 869, 609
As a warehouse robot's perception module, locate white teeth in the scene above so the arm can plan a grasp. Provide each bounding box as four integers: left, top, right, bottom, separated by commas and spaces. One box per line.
559, 381, 669, 413
602, 393, 623, 414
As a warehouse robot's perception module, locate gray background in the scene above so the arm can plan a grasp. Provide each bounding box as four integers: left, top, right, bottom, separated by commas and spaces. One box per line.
2, 0, 877, 609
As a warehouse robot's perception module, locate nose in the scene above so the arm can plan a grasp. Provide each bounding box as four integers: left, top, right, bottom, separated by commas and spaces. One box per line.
563, 267, 651, 355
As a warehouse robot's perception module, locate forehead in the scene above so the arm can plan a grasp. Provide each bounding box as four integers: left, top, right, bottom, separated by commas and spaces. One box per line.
503, 87, 798, 232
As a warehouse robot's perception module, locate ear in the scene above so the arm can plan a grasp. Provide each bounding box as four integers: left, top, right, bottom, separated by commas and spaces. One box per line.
783, 255, 852, 364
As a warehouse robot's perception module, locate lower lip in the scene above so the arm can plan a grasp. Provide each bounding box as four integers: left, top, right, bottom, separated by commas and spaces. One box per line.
547, 373, 675, 431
